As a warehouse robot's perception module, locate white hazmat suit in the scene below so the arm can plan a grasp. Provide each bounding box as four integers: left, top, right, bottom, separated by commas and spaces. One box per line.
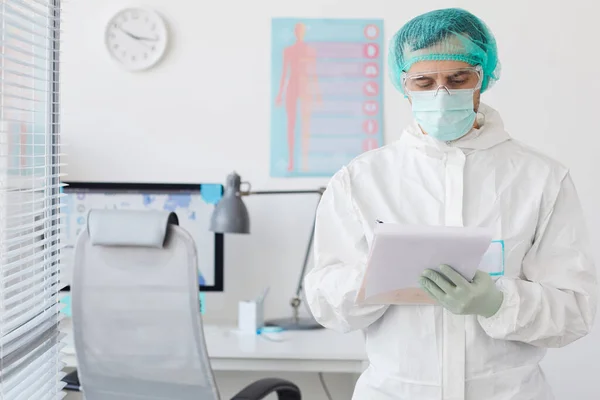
304, 103, 598, 400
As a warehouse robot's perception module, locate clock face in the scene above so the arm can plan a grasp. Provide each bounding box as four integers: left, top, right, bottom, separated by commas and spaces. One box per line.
105, 8, 168, 71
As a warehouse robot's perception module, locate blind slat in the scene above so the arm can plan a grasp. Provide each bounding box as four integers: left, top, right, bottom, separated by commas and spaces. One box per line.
2, 235, 59, 260
0, 78, 49, 93
1, 205, 65, 225
2, 285, 59, 320
0, 53, 52, 73
1, 227, 65, 245
2, 33, 53, 56
0, 191, 64, 206
1, 103, 54, 114
2, 339, 63, 398
0, 40, 51, 66
1, 228, 62, 247
26, 373, 64, 400
2, 227, 63, 248
0, 66, 58, 84
0, 132, 62, 137
0, 103, 60, 115
5, 1, 60, 28
1, 295, 58, 333
0, 118, 60, 127
2, 276, 60, 308
1, 92, 58, 104
0, 146, 64, 152
3, 14, 60, 41
2, 265, 61, 293
2, 220, 65, 237
1, 251, 62, 284
1, 322, 60, 371
0, 192, 64, 210
0, 145, 60, 155
29, 0, 61, 11
0, 182, 66, 194
1, 269, 59, 303
0, 303, 61, 346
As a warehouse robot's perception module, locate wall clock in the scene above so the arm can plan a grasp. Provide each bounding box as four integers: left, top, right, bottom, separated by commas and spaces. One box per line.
105, 8, 168, 71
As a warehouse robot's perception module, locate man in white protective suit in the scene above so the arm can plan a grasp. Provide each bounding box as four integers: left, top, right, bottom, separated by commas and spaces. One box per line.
303, 7, 598, 400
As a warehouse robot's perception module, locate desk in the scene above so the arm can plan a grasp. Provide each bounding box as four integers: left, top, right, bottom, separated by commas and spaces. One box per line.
60, 318, 369, 374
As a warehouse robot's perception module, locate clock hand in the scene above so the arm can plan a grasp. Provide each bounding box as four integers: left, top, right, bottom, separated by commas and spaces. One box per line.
134, 35, 158, 42
126, 32, 158, 41
117, 27, 158, 42
117, 27, 152, 49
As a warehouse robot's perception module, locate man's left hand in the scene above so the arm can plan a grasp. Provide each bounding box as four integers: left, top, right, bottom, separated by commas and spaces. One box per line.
419, 265, 504, 318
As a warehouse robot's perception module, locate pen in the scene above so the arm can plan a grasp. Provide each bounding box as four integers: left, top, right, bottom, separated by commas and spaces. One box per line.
376, 219, 384, 224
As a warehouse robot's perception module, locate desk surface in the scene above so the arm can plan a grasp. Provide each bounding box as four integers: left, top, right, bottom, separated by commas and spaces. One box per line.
60, 319, 368, 374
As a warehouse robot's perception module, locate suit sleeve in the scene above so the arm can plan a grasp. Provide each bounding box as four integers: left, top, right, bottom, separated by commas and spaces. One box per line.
478, 172, 598, 347
304, 167, 389, 333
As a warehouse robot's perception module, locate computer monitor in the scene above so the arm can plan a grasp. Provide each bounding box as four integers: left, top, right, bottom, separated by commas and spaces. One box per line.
59, 181, 224, 292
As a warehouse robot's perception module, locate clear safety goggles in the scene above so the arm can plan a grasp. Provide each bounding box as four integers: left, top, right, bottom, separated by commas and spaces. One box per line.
402, 65, 483, 95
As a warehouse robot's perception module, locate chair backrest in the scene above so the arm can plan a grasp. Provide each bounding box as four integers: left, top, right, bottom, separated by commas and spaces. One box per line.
71, 209, 220, 400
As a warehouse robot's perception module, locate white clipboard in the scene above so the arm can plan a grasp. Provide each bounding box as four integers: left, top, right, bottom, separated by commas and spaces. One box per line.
357, 223, 494, 305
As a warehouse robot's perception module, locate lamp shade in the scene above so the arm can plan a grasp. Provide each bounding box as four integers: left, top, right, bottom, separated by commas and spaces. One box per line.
209, 172, 250, 234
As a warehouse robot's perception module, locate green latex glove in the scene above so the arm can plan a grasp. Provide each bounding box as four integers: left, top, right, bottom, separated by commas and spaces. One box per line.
419, 265, 504, 318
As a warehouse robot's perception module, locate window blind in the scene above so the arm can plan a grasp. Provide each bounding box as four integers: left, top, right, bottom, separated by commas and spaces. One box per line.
0, 0, 65, 399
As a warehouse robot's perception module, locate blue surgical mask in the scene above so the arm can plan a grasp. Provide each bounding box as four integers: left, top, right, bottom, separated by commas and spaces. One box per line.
409, 88, 476, 142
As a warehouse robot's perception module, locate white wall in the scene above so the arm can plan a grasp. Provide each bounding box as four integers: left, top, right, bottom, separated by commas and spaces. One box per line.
61, 0, 600, 399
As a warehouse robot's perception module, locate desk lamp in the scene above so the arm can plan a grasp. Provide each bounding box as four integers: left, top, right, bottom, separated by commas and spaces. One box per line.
209, 172, 325, 330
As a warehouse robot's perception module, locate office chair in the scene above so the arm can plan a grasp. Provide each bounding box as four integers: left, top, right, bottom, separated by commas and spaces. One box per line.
65, 209, 301, 400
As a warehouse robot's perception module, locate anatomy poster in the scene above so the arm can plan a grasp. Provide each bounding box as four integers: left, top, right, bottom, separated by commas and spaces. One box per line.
270, 18, 384, 177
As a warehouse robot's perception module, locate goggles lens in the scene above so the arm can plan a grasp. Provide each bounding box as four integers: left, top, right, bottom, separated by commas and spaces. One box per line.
403, 67, 482, 93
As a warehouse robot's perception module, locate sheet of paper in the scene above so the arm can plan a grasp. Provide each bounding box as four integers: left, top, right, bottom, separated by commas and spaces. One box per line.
357, 224, 494, 305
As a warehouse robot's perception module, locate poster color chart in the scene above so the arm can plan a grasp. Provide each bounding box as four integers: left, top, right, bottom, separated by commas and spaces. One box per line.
271, 18, 384, 177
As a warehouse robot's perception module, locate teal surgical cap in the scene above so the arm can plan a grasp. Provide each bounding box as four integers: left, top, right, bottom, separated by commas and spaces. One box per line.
389, 8, 500, 94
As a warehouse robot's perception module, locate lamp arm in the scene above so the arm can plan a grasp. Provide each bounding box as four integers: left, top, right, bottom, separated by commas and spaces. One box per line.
238, 187, 325, 322
245, 190, 323, 294
295, 213, 317, 298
